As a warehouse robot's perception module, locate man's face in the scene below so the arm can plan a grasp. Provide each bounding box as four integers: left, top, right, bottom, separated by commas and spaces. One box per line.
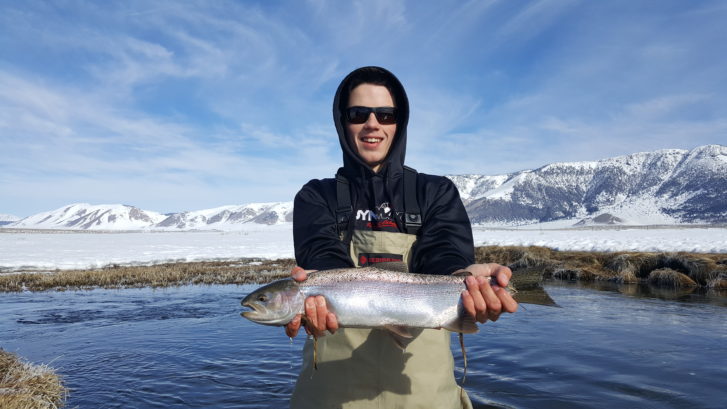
346, 84, 397, 173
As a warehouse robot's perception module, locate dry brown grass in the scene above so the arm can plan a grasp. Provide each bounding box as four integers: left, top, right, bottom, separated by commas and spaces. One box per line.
476, 245, 727, 289
647, 268, 699, 288
0, 258, 295, 292
0, 349, 66, 409
1, 247, 725, 293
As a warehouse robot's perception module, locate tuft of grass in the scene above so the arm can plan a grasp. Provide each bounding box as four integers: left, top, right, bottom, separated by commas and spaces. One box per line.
605, 253, 651, 283
551, 267, 601, 281
707, 270, 727, 290
0, 349, 66, 409
648, 268, 698, 288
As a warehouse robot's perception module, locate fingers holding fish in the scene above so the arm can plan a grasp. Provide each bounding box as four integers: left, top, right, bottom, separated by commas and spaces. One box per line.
326, 312, 338, 334
284, 266, 317, 338
496, 286, 518, 314
494, 263, 512, 287
463, 276, 486, 322
303, 295, 338, 337
464, 275, 500, 323
459, 263, 518, 323
477, 264, 518, 314
285, 314, 303, 338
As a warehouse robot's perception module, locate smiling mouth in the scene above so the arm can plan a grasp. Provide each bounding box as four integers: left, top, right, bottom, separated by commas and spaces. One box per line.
361, 137, 383, 144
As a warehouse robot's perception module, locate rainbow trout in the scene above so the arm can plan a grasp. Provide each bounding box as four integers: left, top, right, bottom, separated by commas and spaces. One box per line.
240, 266, 555, 336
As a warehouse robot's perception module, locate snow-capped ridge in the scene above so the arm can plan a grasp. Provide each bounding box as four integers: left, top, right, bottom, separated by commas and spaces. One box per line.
10, 203, 167, 230
8, 202, 295, 231
156, 202, 293, 230
448, 144, 726, 225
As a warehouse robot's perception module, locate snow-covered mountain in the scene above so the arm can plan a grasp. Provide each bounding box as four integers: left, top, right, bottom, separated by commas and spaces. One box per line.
0, 213, 20, 226
155, 202, 293, 229
4, 145, 725, 230
448, 144, 727, 225
8, 202, 294, 231
9, 204, 167, 230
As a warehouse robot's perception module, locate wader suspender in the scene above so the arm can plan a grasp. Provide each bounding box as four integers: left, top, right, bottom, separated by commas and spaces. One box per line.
402, 165, 422, 235
335, 172, 353, 244
335, 166, 421, 244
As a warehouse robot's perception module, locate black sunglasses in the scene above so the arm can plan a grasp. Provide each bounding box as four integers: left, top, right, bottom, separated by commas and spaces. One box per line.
345, 106, 398, 125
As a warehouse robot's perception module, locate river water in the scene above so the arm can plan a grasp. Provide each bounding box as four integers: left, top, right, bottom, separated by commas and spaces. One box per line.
1, 282, 724, 409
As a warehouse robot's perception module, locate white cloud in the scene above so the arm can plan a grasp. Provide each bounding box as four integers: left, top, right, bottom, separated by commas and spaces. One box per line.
1, 0, 726, 216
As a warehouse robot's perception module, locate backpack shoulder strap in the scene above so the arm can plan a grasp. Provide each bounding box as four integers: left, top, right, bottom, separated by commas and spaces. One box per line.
403, 165, 421, 235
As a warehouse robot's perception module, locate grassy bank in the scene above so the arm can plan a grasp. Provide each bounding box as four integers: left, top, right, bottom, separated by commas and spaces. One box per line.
0, 349, 66, 409
1, 247, 726, 293
0, 258, 295, 292
476, 246, 727, 290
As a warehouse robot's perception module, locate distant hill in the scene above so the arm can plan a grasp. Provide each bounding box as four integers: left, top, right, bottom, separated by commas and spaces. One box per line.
0, 213, 20, 227
5, 145, 725, 230
8, 202, 293, 231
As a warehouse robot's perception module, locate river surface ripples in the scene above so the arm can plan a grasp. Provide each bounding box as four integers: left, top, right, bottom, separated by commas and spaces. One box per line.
1, 282, 725, 408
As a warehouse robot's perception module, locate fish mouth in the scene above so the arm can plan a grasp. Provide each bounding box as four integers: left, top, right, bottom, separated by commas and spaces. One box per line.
240, 300, 261, 318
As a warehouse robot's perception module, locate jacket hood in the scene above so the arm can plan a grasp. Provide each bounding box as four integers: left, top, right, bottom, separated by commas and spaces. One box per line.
332, 66, 410, 180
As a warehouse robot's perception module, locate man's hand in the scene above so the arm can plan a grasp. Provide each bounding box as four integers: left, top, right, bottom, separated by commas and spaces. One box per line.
457, 263, 518, 323
284, 266, 339, 338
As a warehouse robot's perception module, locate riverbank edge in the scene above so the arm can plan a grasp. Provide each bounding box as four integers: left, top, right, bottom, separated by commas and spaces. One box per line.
1, 246, 725, 293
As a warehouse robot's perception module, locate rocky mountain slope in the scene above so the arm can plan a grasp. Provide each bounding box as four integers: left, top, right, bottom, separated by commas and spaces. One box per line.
448, 145, 726, 225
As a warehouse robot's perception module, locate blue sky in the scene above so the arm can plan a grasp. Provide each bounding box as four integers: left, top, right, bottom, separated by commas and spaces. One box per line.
1, 0, 726, 217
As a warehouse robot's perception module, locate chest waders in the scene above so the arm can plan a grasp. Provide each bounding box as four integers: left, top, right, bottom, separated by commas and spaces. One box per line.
290, 168, 473, 409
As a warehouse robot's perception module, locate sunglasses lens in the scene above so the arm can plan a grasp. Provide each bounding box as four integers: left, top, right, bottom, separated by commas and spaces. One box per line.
346, 107, 397, 124
347, 107, 370, 124
375, 108, 396, 125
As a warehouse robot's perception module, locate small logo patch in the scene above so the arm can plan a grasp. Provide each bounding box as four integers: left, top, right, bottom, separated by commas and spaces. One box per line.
358, 253, 403, 266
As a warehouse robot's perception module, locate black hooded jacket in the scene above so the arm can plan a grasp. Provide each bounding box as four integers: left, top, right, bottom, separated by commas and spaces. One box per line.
293, 67, 474, 274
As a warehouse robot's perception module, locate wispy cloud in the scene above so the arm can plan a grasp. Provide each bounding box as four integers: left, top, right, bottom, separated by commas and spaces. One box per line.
1, 0, 725, 216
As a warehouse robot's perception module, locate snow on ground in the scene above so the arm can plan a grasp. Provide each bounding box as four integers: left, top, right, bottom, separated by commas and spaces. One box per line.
0, 225, 294, 272
472, 226, 727, 253
1, 224, 725, 272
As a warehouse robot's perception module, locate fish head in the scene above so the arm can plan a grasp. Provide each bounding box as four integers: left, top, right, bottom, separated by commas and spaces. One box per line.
240, 278, 304, 326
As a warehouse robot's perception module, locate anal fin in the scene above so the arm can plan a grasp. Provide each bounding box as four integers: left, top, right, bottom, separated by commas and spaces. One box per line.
384, 326, 423, 350
442, 314, 479, 334
384, 324, 414, 338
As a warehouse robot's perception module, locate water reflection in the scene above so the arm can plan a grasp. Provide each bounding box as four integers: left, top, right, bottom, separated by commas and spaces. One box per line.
548, 278, 727, 307
0, 283, 724, 409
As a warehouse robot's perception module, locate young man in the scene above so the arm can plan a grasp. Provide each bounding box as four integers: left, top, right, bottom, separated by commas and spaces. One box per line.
286, 66, 517, 408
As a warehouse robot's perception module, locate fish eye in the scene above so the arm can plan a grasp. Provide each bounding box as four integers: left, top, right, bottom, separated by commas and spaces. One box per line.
257, 294, 268, 302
